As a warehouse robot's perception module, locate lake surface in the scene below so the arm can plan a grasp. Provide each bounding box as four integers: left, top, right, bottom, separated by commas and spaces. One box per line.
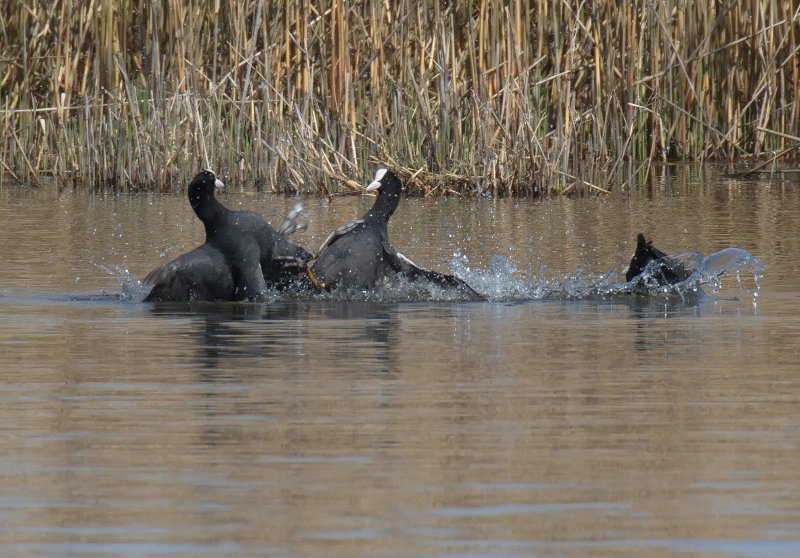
1, 164, 798, 557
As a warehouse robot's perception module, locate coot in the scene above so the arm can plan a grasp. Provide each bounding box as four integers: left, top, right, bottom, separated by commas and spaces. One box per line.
142, 244, 235, 302
626, 233, 691, 284
143, 170, 312, 301
311, 168, 482, 299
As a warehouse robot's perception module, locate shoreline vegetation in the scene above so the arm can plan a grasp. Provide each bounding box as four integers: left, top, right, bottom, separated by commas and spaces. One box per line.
1, 1, 798, 196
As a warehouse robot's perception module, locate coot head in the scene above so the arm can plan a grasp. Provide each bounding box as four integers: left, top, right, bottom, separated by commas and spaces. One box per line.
188, 169, 225, 218
364, 168, 402, 221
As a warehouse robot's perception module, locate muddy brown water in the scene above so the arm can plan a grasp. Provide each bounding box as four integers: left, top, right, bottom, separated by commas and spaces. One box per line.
0, 165, 798, 557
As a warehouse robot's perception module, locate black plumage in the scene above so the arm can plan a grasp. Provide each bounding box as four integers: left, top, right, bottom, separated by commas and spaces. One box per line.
311, 168, 482, 299
626, 233, 690, 285
143, 170, 312, 302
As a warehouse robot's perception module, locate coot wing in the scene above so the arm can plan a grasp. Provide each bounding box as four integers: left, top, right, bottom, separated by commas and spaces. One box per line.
142, 245, 235, 302
380, 241, 484, 300
315, 219, 365, 256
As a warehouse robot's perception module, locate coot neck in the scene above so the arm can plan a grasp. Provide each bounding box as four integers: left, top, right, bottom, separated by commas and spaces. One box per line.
364, 191, 400, 223
189, 187, 226, 238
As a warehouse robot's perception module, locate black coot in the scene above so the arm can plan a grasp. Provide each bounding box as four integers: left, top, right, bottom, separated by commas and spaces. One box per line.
310, 168, 482, 299
142, 244, 235, 302
143, 170, 312, 302
626, 233, 690, 284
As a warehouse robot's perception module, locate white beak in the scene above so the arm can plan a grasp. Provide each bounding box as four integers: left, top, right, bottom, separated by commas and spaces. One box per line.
366, 168, 388, 192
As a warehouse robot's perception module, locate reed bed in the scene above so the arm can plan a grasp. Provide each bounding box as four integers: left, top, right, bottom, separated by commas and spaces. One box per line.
1, 0, 798, 195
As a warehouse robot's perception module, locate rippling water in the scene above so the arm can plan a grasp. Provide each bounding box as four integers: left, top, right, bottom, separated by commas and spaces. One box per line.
1, 165, 799, 557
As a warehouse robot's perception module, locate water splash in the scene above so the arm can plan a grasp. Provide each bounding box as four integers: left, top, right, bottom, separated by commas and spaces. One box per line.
97, 247, 764, 305
451, 254, 549, 300
608, 247, 764, 301
697, 247, 765, 299
97, 264, 150, 301
450, 248, 764, 303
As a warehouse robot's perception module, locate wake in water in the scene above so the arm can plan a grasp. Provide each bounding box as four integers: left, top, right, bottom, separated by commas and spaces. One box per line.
99, 247, 764, 305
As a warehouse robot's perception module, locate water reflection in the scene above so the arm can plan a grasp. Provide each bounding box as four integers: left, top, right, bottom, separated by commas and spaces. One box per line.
146, 300, 399, 372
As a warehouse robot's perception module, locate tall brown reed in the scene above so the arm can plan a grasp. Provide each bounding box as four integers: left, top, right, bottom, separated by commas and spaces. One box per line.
1, 1, 798, 194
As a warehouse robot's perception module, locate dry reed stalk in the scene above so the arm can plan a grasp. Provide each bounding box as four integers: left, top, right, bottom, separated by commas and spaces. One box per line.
0, 0, 797, 194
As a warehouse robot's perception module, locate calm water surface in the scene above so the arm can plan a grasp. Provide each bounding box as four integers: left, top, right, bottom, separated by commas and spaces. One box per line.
1, 165, 799, 557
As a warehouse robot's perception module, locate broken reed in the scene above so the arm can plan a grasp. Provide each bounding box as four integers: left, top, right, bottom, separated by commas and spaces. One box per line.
1, 0, 798, 195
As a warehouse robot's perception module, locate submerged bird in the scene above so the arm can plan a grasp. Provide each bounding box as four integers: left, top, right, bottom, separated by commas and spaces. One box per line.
142, 243, 235, 303
143, 170, 312, 302
310, 168, 483, 299
625, 233, 691, 285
